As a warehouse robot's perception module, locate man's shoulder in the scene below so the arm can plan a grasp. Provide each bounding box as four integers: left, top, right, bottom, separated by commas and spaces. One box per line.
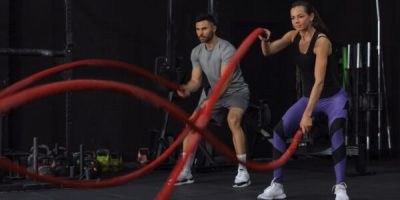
217, 38, 235, 49
192, 43, 203, 52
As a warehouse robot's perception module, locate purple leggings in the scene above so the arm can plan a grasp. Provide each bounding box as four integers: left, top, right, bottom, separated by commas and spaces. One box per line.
273, 89, 348, 184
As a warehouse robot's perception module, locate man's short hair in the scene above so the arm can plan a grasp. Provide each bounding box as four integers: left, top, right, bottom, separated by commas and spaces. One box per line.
195, 14, 217, 25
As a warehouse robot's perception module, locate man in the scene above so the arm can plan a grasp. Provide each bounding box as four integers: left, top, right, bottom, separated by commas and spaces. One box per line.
175, 14, 251, 188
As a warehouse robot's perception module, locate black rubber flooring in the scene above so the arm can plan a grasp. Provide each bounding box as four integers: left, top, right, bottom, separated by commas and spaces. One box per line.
0, 158, 399, 200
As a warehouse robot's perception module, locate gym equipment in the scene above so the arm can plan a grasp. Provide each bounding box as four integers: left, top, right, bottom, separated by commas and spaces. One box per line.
27, 139, 54, 176
243, 100, 273, 159
96, 149, 111, 173
151, 0, 182, 165
72, 149, 100, 180
375, 0, 392, 157
109, 152, 123, 172
137, 148, 149, 165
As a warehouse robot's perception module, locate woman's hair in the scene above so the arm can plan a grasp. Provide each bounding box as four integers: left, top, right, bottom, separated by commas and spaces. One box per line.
291, 1, 330, 38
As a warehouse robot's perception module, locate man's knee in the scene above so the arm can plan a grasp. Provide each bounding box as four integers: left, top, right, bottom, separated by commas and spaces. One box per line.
227, 114, 241, 129
227, 107, 245, 132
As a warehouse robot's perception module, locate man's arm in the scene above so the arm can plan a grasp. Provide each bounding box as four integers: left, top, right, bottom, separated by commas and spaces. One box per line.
177, 66, 203, 98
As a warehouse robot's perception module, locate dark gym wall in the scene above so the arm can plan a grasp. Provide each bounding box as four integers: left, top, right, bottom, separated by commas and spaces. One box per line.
7, 0, 66, 152
1, 0, 208, 160
0, 0, 399, 160
0, 0, 10, 154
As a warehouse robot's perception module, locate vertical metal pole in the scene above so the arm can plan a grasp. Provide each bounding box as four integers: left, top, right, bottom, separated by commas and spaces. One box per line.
375, 0, 382, 155
64, 0, 73, 154
33, 137, 38, 174
208, 0, 215, 15
54, 143, 58, 156
64, 0, 73, 50
342, 47, 348, 146
156, 92, 173, 157
356, 43, 361, 70
366, 42, 371, 152
357, 42, 368, 173
347, 45, 351, 70
375, 0, 392, 154
346, 44, 351, 146
156, 0, 175, 158
367, 43, 371, 68
355, 43, 361, 146
79, 144, 83, 179
166, 0, 174, 69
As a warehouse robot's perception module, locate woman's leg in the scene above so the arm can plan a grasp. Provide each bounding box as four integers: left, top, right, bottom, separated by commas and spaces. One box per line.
319, 90, 348, 184
272, 97, 308, 183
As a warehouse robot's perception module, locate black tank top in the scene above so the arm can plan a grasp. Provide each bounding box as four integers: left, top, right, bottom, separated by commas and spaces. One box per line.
293, 31, 340, 98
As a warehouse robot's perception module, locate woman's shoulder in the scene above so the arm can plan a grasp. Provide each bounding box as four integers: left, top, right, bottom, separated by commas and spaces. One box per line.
316, 32, 331, 42
285, 30, 299, 43
315, 33, 331, 46
314, 33, 332, 54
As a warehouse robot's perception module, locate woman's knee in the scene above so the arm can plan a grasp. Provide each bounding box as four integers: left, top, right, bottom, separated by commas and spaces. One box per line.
329, 118, 346, 137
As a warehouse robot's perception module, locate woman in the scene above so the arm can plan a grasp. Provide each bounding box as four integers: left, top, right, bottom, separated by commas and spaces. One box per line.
257, 1, 349, 200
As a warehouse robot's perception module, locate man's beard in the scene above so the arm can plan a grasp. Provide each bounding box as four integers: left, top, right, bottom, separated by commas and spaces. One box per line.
199, 32, 214, 43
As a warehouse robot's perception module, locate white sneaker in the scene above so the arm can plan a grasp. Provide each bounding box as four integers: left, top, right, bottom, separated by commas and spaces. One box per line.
333, 183, 349, 200
257, 179, 286, 199
233, 168, 251, 188
174, 170, 194, 186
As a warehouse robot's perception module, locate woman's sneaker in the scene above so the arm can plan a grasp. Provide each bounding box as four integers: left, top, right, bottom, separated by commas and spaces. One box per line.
333, 182, 349, 200
257, 179, 286, 199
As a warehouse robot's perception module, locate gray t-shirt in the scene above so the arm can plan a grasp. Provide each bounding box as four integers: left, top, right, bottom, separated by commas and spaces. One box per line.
191, 38, 249, 97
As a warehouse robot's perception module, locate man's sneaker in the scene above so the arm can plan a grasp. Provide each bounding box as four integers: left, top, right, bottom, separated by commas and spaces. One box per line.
257, 179, 286, 199
174, 170, 194, 186
233, 169, 251, 188
333, 182, 349, 200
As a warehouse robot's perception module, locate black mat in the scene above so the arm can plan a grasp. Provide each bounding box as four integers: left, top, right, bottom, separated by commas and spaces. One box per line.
0, 158, 399, 200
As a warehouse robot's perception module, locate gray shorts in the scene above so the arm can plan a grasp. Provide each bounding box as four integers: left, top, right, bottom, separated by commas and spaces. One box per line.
196, 88, 250, 125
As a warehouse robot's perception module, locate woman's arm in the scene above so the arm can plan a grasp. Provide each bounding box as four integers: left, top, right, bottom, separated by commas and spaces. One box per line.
259, 29, 297, 56
300, 35, 331, 134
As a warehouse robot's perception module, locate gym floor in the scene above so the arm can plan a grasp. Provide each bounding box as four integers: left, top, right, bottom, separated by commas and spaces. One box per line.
0, 157, 398, 200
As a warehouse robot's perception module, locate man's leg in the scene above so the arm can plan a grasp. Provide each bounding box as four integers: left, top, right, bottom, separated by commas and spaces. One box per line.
181, 129, 196, 173
227, 107, 246, 154
227, 107, 251, 187
175, 112, 199, 185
